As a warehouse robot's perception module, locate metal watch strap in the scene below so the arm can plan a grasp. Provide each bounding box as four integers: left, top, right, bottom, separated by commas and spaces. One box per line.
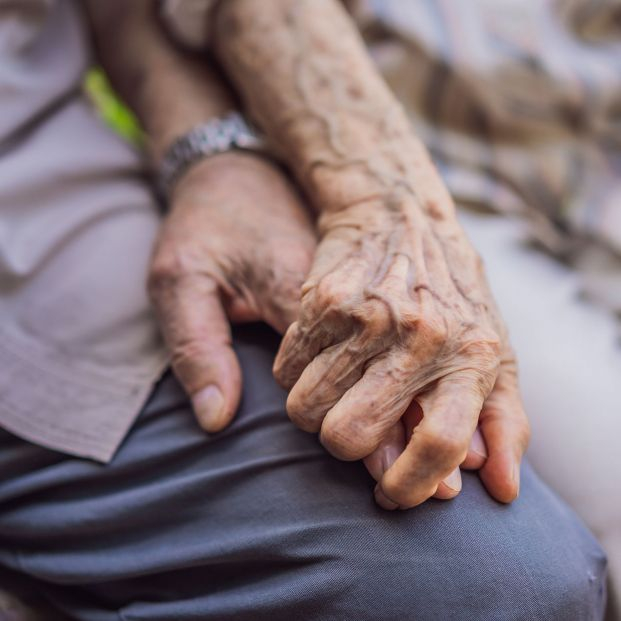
159, 111, 266, 198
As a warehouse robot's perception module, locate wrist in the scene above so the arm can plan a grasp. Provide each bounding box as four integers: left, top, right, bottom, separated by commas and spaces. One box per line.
171, 150, 281, 204
300, 133, 440, 213
315, 153, 460, 235
145, 60, 236, 165
158, 111, 267, 199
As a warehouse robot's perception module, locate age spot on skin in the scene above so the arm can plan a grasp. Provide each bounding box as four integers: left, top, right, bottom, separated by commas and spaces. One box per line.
346, 84, 363, 99
426, 200, 445, 221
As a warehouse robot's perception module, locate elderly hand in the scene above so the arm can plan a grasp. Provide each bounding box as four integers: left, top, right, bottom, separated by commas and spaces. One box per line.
148, 152, 316, 431
273, 192, 530, 509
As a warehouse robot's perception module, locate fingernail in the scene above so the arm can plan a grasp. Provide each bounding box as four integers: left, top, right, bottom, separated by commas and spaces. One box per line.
374, 485, 399, 510
470, 428, 488, 459
192, 385, 225, 431
381, 445, 401, 474
513, 463, 521, 497
444, 467, 462, 492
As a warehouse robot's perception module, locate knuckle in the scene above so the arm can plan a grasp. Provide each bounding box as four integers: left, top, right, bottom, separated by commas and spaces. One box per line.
272, 328, 302, 389
460, 337, 503, 386
461, 334, 502, 361
379, 477, 430, 509
272, 357, 290, 388
313, 276, 351, 312
379, 478, 405, 504
357, 299, 393, 335
403, 314, 447, 347
420, 317, 448, 345
320, 418, 370, 461
285, 391, 303, 422
147, 251, 183, 299
285, 391, 320, 433
459, 335, 503, 394
417, 427, 468, 463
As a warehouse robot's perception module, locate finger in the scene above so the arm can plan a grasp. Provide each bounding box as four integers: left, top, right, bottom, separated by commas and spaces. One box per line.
363, 421, 405, 482
375, 371, 487, 510
273, 319, 342, 390
461, 427, 488, 470
363, 401, 466, 499
150, 272, 241, 432
319, 352, 416, 460
401, 379, 489, 475
401, 400, 465, 499
434, 467, 463, 500
285, 330, 388, 433
273, 253, 370, 388
479, 364, 530, 503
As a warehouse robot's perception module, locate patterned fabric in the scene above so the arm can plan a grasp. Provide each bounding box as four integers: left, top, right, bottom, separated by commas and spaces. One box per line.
351, 0, 621, 317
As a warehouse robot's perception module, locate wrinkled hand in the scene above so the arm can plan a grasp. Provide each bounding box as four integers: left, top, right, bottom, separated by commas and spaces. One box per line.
274, 193, 530, 509
149, 152, 316, 431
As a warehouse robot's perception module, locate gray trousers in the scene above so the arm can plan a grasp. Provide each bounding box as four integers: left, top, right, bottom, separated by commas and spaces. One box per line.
0, 325, 607, 620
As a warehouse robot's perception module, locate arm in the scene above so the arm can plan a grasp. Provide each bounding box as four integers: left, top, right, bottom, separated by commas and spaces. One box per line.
213, 0, 529, 509
84, 1, 316, 431
212, 0, 448, 213
85, 0, 233, 163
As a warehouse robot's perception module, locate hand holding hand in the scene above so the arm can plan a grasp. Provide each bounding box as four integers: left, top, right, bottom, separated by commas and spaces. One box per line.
274, 192, 529, 509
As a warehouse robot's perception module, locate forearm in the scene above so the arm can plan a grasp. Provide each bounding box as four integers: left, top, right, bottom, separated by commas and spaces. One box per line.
85, 0, 234, 164
213, 0, 453, 216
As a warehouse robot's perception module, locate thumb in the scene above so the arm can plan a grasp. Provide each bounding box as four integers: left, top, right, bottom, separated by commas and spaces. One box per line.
150, 270, 242, 432
479, 363, 530, 503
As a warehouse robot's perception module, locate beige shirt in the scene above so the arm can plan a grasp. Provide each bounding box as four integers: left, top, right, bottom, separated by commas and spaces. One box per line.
0, 0, 167, 462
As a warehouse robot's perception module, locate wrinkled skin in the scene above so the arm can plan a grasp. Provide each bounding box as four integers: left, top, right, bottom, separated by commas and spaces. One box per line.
148, 151, 512, 506
213, 0, 530, 510
274, 192, 530, 509
95, 0, 529, 510
148, 152, 317, 430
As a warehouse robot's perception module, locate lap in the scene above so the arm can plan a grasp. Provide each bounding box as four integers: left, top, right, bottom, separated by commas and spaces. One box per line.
0, 325, 607, 620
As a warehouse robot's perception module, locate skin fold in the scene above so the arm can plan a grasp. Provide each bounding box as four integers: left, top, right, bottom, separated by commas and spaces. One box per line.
86, 0, 529, 510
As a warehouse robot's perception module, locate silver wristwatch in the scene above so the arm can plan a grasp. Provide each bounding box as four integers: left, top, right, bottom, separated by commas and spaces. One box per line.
159, 111, 266, 198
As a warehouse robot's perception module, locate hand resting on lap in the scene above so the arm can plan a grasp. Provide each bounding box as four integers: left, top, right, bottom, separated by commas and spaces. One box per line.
148, 152, 316, 431
273, 191, 529, 510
